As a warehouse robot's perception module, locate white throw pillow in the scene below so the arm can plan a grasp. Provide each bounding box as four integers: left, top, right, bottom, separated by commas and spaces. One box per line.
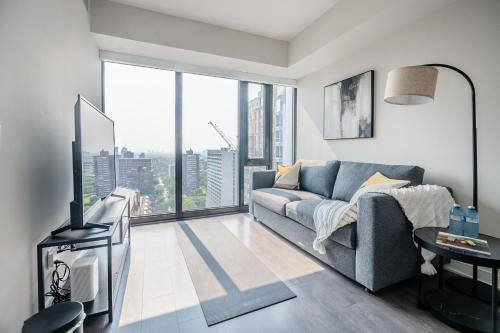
274, 162, 301, 190
349, 179, 410, 205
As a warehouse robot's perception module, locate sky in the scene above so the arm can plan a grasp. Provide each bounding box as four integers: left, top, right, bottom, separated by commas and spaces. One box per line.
104, 62, 238, 154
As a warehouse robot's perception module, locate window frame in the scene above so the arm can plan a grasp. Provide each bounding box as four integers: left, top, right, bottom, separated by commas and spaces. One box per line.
239, 81, 273, 168
102, 61, 295, 224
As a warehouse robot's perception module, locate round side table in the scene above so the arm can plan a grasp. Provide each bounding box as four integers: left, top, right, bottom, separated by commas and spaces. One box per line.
415, 227, 500, 333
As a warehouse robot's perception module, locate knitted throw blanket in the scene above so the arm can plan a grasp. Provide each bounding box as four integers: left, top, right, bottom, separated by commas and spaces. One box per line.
312, 200, 357, 254
312, 185, 454, 275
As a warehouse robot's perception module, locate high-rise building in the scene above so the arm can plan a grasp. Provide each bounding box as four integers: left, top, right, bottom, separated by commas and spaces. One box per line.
248, 89, 264, 159
93, 150, 115, 197
121, 147, 134, 158
167, 164, 176, 180
118, 158, 154, 193
182, 149, 200, 195
82, 160, 95, 178
206, 148, 238, 208
272, 86, 293, 168
247, 87, 293, 169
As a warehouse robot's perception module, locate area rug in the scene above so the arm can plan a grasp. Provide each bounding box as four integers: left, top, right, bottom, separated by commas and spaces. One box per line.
175, 220, 296, 326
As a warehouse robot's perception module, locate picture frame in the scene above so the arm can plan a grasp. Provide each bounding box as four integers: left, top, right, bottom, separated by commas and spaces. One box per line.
323, 70, 374, 140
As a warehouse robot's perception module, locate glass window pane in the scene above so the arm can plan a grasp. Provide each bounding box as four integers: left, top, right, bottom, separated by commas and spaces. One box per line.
247, 83, 265, 159
182, 73, 239, 211
272, 86, 294, 169
244, 166, 267, 205
104, 62, 176, 217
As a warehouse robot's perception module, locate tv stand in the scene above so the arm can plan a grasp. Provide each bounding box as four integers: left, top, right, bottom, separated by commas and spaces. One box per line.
37, 188, 134, 323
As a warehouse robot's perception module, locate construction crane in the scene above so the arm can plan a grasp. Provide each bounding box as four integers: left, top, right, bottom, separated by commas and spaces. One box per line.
208, 121, 237, 151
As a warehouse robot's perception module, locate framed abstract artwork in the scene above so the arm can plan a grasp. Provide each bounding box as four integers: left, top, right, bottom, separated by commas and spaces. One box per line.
323, 70, 374, 139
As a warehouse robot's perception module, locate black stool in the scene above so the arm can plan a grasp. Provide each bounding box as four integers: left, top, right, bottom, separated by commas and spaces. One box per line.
22, 302, 85, 333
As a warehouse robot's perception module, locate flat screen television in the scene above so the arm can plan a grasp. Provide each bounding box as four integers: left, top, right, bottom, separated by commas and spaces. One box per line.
53, 96, 116, 235
52, 95, 116, 235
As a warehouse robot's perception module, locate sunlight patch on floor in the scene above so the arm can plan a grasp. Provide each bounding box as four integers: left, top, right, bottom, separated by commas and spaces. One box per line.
218, 214, 325, 282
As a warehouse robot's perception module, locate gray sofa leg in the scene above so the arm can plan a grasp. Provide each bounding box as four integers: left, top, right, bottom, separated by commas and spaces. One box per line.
364, 287, 375, 295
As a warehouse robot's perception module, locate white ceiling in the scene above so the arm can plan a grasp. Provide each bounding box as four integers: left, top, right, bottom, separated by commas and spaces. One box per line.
108, 0, 339, 41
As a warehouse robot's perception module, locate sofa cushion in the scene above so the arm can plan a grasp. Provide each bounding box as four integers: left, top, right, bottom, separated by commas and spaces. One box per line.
285, 200, 357, 249
285, 199, 319, 230
332, 161, 425, 202
299, 160, 340, 198
252, 188, 323, 216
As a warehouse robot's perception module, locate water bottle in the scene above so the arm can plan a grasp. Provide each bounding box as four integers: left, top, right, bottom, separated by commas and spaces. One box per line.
449, 203, 465, 236
464, 206, 479, 238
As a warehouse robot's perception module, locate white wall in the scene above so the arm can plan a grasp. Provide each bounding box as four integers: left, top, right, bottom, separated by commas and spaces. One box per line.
90, 0, 288, 67
0, 1, 101, 331
288, 0, 454, 66
297, 0, 500, 240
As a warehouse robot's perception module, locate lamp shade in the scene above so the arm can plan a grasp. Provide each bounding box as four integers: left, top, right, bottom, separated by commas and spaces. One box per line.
384, 65, 438, 105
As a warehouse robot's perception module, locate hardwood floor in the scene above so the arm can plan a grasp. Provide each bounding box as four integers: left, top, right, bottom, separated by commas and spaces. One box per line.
86, 213, 457, 333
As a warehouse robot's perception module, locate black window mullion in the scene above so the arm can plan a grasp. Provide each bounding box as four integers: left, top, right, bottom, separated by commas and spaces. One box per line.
175, 72, 183, 216
293, 87, 297, 164
264, 84, 273, 169
238, 81, 248, 207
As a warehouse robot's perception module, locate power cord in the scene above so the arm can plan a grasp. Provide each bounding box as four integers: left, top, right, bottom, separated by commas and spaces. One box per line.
44, 260, 71, 304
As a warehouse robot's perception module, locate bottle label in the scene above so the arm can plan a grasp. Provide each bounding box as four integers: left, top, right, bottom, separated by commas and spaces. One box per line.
450, 215, 463, 222
465, 217, 478, 223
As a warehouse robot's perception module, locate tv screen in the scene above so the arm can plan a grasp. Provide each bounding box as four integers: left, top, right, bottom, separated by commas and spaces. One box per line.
78, 96, 116, 215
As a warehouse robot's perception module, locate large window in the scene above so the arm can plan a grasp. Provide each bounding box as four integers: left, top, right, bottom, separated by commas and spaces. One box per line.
104, 62, 295, 221
182, 73, 239, 211
104, 63, 176, 217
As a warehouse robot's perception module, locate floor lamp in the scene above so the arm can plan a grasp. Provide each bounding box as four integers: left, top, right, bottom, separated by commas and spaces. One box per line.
383, 64, 478, 209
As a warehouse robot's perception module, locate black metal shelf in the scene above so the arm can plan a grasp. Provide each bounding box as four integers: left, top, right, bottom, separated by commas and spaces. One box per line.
426, 289, 500, 333
36, 189, 133, 323
448, 276, 500, 305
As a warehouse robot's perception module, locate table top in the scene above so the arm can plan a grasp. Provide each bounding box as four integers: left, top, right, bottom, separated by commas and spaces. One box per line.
22, 301, 85, 333
414, 227, 500, 267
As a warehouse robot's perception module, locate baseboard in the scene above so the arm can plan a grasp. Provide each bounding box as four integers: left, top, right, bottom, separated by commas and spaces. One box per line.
445, 260, 499, 287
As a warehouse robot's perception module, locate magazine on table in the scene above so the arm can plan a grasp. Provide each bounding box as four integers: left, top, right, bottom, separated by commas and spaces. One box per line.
436, 231, 491, 256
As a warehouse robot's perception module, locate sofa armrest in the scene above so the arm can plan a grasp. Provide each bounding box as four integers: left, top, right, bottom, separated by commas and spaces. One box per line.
355, 193, 418, 291
250, 170, 276, 190
249, 170, 275, 214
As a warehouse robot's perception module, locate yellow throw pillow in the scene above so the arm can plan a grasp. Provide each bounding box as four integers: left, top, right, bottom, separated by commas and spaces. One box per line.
274, 163, 301, 190
362, 172, 405, 187
349, 172, 410, 204
277, 165, 292, 177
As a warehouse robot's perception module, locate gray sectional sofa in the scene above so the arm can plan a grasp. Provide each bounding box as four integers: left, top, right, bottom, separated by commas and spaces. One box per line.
250, 160, 425, 292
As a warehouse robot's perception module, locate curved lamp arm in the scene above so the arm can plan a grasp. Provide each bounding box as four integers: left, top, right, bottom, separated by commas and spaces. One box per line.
424, 64, 478, 209
384, 63, 478, 209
